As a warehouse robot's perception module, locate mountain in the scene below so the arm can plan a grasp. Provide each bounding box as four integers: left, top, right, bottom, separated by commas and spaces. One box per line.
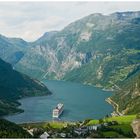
0, 119, 32, 138
33, 31, 58, 45
14, 31, 58, 79
15, 11, 140, 89
0, 58, 51, 116
0, 34, 30, 65
111, 68, 140, 115
0, 11, 140, 115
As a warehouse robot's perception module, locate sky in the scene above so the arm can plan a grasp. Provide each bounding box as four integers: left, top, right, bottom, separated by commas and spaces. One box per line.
0, 1, 140, 41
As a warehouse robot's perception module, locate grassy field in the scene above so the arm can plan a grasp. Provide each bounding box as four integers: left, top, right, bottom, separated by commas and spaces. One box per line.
109, 124, 133, 134
107, 115, 136, 124
87, 115, 136, 125
86, 120, 99, 125
21, 115, 136, 129
102, 131, 124, 138
22, 115, 136, 128
44, 121, 68, 129
86, 115, 136, 138
21, 121, 75, 130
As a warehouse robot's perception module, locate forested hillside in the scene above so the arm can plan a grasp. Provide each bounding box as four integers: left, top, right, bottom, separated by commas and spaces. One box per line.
0, 119, 31, 138
112, 69, 140, 114
0, 58, 51, 116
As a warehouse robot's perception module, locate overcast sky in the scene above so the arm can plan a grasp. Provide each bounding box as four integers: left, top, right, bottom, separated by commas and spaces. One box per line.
0, 2, 140, 41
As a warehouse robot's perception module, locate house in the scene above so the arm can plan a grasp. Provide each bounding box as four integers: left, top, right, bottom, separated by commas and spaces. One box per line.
27, 128, 34, 136
74, 127, 88, 135
87, 125, 98, 131
74, 128, 82, 135
40, 132, 50, 139
60, 133, 66, 138
103, 122, 108, 127
87, 124, 102, 131
23, 128, 34, 136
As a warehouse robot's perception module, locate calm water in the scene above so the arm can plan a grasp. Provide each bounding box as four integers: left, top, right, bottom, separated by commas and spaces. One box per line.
5, 80, 113, 123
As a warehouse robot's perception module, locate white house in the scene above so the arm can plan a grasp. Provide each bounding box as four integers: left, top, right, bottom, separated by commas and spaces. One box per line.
40, 132, 50, 139
27, 129, 34, 136
88, 125, 98, 131
74, 127, 88, 135
60, 133, 66, 138
87, 124, 101, 131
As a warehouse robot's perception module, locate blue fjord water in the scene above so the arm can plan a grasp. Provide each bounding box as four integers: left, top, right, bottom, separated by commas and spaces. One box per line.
5, 80, 113, 123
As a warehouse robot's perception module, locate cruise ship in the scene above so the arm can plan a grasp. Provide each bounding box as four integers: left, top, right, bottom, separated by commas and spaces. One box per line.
52, 103, 64, 118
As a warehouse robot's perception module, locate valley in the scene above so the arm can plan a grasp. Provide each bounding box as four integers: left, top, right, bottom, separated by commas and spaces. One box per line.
0, 10, 140, 138
4, 80, 113, 123
0, 11, 140, 115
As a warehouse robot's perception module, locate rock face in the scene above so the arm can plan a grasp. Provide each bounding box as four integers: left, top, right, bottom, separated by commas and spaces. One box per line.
12, 11, 140, 90
131, 119, 140, 138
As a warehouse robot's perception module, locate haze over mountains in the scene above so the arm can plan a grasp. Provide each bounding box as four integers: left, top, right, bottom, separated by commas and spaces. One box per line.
0, 11, 140, 115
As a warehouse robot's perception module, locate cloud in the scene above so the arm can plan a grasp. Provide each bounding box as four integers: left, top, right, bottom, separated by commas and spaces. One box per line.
16, 16, 65, 41
0, 2, 140, 41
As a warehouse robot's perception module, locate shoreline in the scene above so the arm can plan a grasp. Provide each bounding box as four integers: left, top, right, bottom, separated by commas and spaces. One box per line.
20, 120, 77, 126
4, 80, 117, 124
3, 94, 52, 120
106, 97, 123, 116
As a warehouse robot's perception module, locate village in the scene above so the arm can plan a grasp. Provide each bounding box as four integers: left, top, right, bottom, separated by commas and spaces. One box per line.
21, 117, 135, 138
20, 103, 137, 138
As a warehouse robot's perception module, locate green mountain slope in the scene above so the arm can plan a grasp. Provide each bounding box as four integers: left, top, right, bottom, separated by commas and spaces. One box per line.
111, 69, 140, 115
0, 58, 51, 116
0, 34, 30, 65
0, 119, 31, 138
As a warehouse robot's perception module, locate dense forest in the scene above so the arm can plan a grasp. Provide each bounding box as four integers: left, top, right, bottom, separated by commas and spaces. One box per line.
0, 119, 31, 138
